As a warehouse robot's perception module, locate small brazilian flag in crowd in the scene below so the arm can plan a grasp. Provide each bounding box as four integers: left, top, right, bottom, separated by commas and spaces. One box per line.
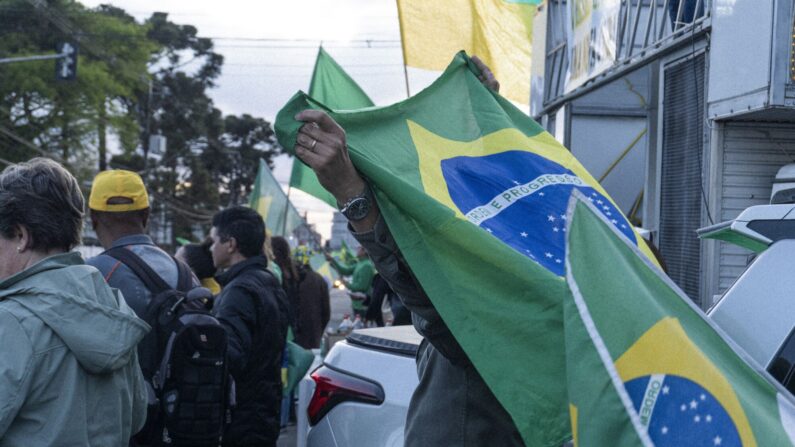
564, 193, 795, 446
249, 158, 303, 237
274, 52, 792, 446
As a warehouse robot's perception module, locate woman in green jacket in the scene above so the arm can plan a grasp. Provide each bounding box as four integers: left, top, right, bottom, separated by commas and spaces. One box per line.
0, 158, 149, 446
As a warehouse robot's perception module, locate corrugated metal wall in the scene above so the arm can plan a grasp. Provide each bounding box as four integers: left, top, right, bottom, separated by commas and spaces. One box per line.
659, 54, 706, 305
717, 122, 795, 292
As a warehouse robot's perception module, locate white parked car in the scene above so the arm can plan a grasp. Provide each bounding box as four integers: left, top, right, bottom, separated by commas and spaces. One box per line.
296, 325, 421, 447
701, 202, 795, 394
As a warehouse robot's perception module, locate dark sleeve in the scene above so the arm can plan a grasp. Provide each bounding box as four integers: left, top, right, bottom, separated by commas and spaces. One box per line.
320, 276, 331, 330
213, 287, 256, 375
351, 216, 471, 366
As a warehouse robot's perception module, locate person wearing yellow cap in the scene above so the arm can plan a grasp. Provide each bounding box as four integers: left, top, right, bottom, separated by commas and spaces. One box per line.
87, 169, 198, 317
86, 170, 202, 444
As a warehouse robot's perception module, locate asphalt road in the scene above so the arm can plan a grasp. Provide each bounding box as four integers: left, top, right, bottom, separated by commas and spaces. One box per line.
277, 288, 351, 447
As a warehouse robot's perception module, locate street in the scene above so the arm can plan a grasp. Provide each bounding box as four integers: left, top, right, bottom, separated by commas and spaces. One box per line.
277, 287, 351, 447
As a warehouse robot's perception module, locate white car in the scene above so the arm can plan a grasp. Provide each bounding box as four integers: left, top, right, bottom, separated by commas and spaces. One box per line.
701, 202, 795, 394
296, 325, 421, 447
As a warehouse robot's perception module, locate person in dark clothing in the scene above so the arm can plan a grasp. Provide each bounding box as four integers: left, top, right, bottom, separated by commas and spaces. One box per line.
209, 207, 289, 447
176, 239, 221, 295
272, 237, 330, 349
271, 236, 300, 329
370, 273, 411, 326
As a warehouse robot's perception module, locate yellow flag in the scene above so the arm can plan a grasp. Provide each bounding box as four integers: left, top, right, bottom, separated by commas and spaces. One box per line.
397, 0, 537, 105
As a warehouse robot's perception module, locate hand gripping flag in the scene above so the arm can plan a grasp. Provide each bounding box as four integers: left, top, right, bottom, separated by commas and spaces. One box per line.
564, 192, 795, 446
289, 47, 375, 207
275, 52, 657, 446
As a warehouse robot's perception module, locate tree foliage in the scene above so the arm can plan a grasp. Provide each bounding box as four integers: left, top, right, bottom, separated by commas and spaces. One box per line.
0, 1, 283, 245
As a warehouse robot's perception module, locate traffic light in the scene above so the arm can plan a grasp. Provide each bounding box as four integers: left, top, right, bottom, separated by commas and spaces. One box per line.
55, 42, 78, 81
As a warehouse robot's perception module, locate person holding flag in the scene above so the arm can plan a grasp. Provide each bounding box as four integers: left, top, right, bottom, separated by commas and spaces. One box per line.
325, 245, 375, 320
291, 57, 525, 446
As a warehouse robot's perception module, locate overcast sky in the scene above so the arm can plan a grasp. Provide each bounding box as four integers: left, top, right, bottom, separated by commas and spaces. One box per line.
80, 0, 438, 240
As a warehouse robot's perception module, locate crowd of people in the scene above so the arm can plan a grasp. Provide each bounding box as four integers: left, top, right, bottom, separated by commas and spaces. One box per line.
0, 159, 344, 446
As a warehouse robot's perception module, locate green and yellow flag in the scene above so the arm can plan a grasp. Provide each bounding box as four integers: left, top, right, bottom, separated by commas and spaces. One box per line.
289, 47, 375, 207
397, 0, 539, 105
249, 158, 303, 237
564, 193, 795, 446
276, 52, 658, 445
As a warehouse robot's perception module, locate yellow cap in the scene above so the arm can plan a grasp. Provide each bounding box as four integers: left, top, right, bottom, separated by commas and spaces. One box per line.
88, 170, 149, 212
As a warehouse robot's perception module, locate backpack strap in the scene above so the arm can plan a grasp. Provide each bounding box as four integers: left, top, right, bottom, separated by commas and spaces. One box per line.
174, 258, 193, 293
104, 246, 172, 294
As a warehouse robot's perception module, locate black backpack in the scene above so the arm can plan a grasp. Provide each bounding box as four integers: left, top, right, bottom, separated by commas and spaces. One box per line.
105, 247, 234, 447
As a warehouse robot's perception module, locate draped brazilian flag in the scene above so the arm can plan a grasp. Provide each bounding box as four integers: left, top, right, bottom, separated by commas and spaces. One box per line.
564, 193, 795, 446
289, 47, 375, 207
275, 52, 657, 446
397, 0, 540, 105
249, 158, 303, 236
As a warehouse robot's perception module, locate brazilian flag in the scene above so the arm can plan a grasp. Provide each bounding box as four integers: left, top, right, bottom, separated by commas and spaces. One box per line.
565, 193, 795, 446
275, 52, 658, 446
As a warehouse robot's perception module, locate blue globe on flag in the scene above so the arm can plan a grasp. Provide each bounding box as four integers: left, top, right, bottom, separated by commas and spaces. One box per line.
624, 374, 742, 446
441, 150, 636, 275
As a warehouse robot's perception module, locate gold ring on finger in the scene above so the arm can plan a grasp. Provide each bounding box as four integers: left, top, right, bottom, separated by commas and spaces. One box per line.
309, 138, 318, 151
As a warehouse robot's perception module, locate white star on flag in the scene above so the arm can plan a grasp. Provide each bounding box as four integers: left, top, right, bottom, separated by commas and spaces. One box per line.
512, 180, 521, 185
611, 219, 618, 224
553, 227, 560, 232
690, 400, 698, 409
520, 232, 528, 237
538, 192, 545, 196
714, 436, 722, 445
547, 215, 556, 222
545, 252, 553, 258
662, 386, 670, 395
661, 426, 669, 435
596, 200, 604, 205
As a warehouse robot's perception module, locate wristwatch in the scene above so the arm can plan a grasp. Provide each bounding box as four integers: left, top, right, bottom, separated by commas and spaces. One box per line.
338, 185, 373, 222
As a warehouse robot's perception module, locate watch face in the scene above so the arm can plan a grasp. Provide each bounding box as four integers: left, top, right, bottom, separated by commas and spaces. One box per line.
344, 197, 371, 221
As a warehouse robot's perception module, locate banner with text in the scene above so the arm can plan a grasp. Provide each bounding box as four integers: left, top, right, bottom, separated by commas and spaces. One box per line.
565, 0, 620, 92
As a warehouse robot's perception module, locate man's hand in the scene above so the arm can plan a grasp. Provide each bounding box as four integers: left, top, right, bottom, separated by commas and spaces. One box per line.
294, 110, 366, 204
294, 110, 379, 232
471, 55, 500, 93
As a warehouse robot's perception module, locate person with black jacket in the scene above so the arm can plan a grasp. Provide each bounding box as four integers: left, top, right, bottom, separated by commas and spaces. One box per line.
209, 207, 289, 447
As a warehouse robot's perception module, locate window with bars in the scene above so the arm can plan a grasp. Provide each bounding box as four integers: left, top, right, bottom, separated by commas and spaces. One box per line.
659, 53, 706, 305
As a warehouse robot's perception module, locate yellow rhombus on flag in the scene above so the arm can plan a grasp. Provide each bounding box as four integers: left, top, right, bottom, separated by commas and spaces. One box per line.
397, 0, 538, 105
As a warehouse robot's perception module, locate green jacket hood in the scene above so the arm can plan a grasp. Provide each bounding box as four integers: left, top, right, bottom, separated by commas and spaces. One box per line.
0, 252, 150, 374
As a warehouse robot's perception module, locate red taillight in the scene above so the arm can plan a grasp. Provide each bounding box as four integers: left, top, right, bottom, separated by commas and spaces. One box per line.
307, 365, 385, 425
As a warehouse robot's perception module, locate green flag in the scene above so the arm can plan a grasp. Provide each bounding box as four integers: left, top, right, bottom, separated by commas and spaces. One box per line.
288, 47, 375, 207
564, 193, 795, 446
249, 158, 303, 236
276, 52, 659, 445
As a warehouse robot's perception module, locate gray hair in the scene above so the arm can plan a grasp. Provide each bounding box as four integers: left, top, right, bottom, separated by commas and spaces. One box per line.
0, 158, 84, 251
